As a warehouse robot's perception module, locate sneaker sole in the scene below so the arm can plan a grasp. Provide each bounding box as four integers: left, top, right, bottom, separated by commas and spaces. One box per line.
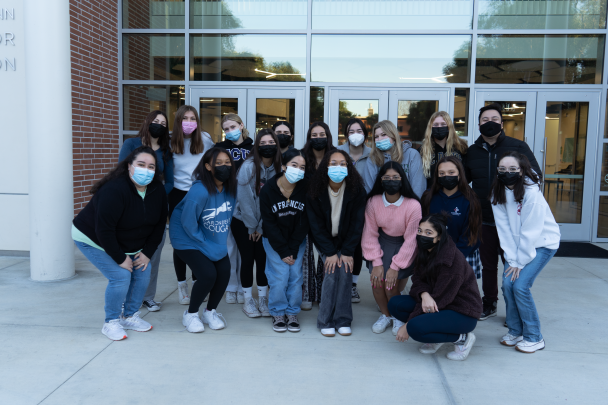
242, 308, 262, 318
104, 333, 127, 341
225, 299, 237, 304
179, 300, 190, 305
515, 345, 545, 354
122, 325, 153, 332
260, 312, 271, 317
288, 327, 301, 333
479, 312, 497, 321
204, 323, 226, 330
500, 340, 521, 347
273, 327, 288, 333
338, 331, 351, 336
141, 305, 161, 312
372, 328, 388, 334
351, 298, 361, 303
321, 332, 335, 337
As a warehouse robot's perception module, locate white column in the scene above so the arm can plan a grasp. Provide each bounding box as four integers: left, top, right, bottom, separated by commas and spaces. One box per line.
25, 0, 75, 281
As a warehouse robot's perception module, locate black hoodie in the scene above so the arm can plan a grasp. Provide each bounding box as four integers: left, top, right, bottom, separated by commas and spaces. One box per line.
260, 173, 310, 259
216, 137, 254, 170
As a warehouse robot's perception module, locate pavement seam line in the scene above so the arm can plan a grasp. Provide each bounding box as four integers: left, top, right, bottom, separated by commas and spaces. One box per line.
432, 354, 458, 405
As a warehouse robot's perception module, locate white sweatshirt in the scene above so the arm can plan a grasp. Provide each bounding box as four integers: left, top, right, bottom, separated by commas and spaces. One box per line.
492, 181, 560, 269
172, 133, 215, 191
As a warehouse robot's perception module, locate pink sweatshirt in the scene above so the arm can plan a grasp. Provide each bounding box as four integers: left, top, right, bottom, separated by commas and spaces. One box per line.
362, 194, 422, 271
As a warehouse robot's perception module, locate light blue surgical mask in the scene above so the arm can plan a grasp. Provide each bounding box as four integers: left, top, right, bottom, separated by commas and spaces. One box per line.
285, 166, 305, 184
131, 166, 155, 186
328, 166, 348, 183
225, 129, 241, 142
375, 138, 393, 151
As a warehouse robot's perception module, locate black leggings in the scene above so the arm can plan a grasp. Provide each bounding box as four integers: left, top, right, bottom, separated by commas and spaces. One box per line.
388, 295, 477, 343
174, 249, 231, 313
231, 218, 267, 288
168, 188, 196, 282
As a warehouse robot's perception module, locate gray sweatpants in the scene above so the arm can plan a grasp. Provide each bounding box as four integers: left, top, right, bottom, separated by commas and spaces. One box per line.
143, 230, 166, 302
317, 252, 353, 329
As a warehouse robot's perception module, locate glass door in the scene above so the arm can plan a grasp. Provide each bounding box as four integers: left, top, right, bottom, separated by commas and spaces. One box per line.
191, 88, 246, 143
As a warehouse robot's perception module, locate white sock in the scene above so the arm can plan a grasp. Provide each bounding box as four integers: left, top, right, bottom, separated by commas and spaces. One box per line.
352, 275, 359, 284
243, 287, 253, 299
178, 280, 187, 286
258, 286, 267, 297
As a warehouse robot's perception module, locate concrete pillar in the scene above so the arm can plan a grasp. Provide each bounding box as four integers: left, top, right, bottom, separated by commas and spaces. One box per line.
25, 0, 75, 281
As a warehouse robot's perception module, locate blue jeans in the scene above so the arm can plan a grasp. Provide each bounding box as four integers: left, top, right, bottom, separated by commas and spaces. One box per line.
263, 238, 306, 316
502, 247, 557, 342
75, 241, 150, 323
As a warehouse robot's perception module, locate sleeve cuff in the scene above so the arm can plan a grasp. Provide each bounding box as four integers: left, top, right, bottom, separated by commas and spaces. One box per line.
372, 258, 383, 267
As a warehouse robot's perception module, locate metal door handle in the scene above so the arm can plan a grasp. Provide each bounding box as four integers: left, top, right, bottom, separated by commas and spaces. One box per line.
541, 137, 547, 187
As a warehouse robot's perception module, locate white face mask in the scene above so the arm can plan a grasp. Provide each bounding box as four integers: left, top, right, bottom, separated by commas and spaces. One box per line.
348, 133, 365, 147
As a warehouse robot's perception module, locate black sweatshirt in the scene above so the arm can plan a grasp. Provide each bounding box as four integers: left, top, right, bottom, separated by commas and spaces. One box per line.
73, 174, 168, 264
306, 186, 366, 257
260, 174, 310, 259
216, 137, 254, 170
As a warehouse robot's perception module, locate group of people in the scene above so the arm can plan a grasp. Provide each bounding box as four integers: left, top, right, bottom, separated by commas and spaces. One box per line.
72, 102, 561, 361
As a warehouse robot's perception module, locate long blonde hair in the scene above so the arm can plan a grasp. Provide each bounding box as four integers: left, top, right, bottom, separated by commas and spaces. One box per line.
370, 120, 402, 166
420, 111, 467, 178
221, 113, 249, 140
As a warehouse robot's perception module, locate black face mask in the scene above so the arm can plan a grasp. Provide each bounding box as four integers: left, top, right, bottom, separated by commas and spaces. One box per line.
213, 165, 231, 183
497, 171, 521, 186
149, 123, 166, 139
381, 180, 401, 196
431, 126, 449, 141
277, 134, 292, 148
438, 175, 459, 191
416, 234, 437, 250
480, 121, 502, 137
311, 138, 328, 151
259, 145, 278, 158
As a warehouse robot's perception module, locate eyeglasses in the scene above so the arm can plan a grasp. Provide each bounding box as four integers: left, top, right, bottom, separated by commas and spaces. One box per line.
381, 176, 401, 181
497, 167, 520, 174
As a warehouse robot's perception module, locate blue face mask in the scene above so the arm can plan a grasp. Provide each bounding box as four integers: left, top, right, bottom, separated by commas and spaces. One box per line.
375, 138, 393, 151
131, 166, 155, 186
225, 129, 242, 142
284, 166, 305, 184
328, 166, 348, 183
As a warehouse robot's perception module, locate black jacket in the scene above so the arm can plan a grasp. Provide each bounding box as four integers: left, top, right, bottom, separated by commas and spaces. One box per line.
464, 132, 541, 224
216, 137, 254, 170
306, 185, 367, 257
260, 174, 310, 259
73, 175, 168, 264
424, 141, 467, 189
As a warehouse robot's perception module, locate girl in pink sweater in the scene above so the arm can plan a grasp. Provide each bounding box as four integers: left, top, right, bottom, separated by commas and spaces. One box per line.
362, 161, 422, 336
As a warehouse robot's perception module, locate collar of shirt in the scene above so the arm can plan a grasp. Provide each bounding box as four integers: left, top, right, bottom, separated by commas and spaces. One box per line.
382, 193, 404, 207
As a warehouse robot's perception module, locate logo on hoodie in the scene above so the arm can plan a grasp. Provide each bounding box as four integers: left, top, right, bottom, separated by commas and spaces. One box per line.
451, 207, 461, 216
202, 202, 233, 233
229, 148, 251, 162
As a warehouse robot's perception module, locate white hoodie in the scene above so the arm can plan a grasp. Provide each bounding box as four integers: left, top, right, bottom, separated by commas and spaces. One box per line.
492, 181, 560, 269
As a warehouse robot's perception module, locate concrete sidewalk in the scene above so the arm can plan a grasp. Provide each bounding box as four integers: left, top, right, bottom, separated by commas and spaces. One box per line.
1, 236, 607, 405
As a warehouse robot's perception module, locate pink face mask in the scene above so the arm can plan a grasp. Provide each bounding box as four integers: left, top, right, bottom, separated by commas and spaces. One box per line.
182, 121, 197, 135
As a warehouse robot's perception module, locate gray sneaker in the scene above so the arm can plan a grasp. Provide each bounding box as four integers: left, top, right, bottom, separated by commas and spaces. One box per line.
272, 315, 287, 333
258, 296, 270, 317
242, 297, 262, 318
286, 315, 300, 333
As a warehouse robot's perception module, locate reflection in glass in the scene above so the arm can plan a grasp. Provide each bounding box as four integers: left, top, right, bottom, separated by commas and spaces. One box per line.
123, 34, 185, 80
600, 144, 608, 191
312, 0, 473, 30
311, 35, 471, 83
598, 196, 608, 237
485, 101, 526, 142
338, 100, 379, 145
123, 85, 184, 131
190, 0, 307, 29
543, 102, 589, 224
478, 0, 606, 29
200, 97, 238, 143
398, 100, 439, 148
476, 35, 604, 84
123, 0, 185, 29
310, 87, 324, 126
256, 99, 296, 134
190, 35, 306, 82
454, 89, 469, 137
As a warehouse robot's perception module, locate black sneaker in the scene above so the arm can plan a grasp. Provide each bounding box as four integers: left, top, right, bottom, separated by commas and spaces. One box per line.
141, 300, 161, 312
351, 284, 361, 303
479, 299, 497, 320
272, 315, 288, 333
286, 315, 301, 333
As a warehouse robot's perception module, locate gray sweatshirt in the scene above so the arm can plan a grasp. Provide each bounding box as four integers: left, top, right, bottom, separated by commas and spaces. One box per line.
233, 158, 277, 235
337, 143, 371, 176
362, 140, 426, 198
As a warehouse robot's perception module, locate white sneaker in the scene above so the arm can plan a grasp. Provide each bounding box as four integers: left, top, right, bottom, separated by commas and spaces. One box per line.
258, 296, 270, 317
501, 333, 524, 347
516, 339, 545, 353
237, 291, 245, 304
337, 327, 352, 336
321, 328, 335, 337
372, 314, 392, 334
182, 310, 204, 333
447, 333, 476, 361
392, 318, 405, 336
202, 309, 226, 330
225, 291, 237, 304
178, 281, 190, 305
419, 343, 444, 354
242, 297, 262, 318
301, 301, 312, 311
119, 311, 152, 332
102, 319, 127, 341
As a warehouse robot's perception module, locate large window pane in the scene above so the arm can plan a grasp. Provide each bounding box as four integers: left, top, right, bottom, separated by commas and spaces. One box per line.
123, 85, 184, 131
190, 0, 307, 29
600, 143, 608, 191
478, 0, 607, 29
476, 35, 604, 84
313, 0, 473, 30
191, 35, 306, 82
338, 100, 379, 144
199, 97, 239, 143
398, 100, 439, 148
256, 99, 296, 134
310, 87, 325, 126
312, 35, 471, 83
123, 0, 185, 29
454, 88, 469, 137
123, 34, 185, 80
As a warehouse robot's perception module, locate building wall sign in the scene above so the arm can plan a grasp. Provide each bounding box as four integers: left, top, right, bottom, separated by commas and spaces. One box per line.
1, 8, 16, 71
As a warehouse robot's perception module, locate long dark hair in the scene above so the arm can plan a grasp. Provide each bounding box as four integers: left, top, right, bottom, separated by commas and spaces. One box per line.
413, 213, 451, 283
244, 128, 282, 195
490, 151, 541, 205
367, 161, 420, 203
421, 156, 482, 246
282, 148, 305, 167
90, 146, 160, 194
344, 117, 368, 145
308, 149, 364, 200
138, 110, 170, 162
272, 120, 294, 146
193, 147, 237, 197
302, 121, 336, 173
170, 105, 208, 155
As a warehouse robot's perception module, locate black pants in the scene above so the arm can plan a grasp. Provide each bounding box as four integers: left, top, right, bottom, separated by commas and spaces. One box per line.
231, 218, 267, 288
168, 188, 195, 282
174, 249, 231, 313
388, 295, 477, 343
479, 224, 505, 303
